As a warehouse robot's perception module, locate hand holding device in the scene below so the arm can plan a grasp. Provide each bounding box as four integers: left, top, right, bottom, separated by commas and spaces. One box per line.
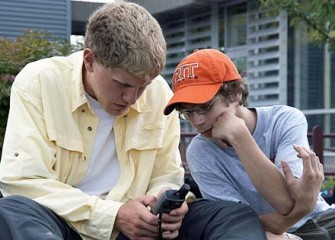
151, 183, 190, 215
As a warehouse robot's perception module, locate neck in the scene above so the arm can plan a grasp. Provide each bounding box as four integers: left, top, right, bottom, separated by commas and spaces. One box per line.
82, 65, 96, 99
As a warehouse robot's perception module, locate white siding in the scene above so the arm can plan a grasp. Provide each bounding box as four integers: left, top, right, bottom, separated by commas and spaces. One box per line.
246, 0, 288, 106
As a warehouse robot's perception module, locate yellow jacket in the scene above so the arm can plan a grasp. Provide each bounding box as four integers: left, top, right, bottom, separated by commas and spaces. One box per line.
0, 51, 184, 240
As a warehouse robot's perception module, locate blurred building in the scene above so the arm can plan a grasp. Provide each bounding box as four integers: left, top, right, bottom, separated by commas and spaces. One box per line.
0, 0, 71, 40
131, 0, 335, 134
1, 0, 334, 135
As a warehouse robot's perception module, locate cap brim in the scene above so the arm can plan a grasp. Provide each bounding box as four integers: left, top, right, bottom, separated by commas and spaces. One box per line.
164, 83, 222, 115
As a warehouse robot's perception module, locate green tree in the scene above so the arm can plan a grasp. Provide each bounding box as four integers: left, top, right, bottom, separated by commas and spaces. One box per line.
0, 30, 74, 155
260, 0, 335, 50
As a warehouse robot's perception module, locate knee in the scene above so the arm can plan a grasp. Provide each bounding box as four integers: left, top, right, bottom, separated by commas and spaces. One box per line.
0, 195, 45, 223
0, 195, 33, 207
235, 202, 259, 216
214, 201, 259, 222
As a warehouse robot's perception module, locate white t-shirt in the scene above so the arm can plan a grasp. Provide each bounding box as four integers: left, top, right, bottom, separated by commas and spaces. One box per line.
76, 93, 120, 199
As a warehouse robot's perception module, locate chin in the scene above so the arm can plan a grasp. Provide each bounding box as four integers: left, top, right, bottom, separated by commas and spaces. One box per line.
104, 109, 120, 116
104, 105, 128, 116
115, 108, 130, 116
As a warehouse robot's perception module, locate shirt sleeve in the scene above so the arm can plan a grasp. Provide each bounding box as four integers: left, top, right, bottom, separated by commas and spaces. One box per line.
272, 108, 309, 178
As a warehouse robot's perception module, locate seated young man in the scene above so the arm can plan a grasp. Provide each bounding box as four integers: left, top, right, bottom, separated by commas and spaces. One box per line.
164, 48, 333, 240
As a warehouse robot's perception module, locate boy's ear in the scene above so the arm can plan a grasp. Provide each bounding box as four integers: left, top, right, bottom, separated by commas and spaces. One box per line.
83, 48, 95, 72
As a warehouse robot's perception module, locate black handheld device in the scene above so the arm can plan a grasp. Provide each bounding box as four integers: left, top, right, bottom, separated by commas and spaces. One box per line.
150, 183, 190, 215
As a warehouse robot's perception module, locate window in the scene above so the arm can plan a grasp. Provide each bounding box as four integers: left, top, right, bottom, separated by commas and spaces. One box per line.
226, 3, 247, 47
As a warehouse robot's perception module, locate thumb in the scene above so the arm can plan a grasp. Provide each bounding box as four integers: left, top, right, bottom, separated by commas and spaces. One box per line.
137, 195, 157, 208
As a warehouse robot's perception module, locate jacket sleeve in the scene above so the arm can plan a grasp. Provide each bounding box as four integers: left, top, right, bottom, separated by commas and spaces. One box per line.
145, 77, 185, 196
0, 83, 121, 240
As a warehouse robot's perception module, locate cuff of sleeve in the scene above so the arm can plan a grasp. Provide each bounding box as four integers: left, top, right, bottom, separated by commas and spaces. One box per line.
73, 197, 124, 240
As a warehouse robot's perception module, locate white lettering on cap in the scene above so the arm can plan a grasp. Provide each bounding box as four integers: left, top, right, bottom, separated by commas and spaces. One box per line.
173, 63, 198, 85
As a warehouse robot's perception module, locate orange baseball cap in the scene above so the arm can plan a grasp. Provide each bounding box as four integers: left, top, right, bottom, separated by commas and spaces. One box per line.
164, 49, 241, 115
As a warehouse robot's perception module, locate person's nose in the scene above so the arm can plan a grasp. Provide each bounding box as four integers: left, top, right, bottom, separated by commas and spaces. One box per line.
190, 112, 206, 126
122, 88, 139, 105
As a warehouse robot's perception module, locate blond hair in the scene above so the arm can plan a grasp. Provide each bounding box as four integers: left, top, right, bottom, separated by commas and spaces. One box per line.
85, 2, 166, 80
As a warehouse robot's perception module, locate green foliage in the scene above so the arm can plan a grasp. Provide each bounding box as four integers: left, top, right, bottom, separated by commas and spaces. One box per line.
259, 0, 335, 50
0, 30, 74, 155
322, 176, 335, 192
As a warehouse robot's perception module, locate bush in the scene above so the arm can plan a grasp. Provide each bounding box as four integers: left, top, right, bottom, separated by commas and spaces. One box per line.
0, 30, 75, 156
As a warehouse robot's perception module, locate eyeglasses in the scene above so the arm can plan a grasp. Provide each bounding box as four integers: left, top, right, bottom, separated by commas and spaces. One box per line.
179, 95, 219, 120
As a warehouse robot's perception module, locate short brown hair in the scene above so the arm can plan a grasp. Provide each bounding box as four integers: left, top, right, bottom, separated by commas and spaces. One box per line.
218, 78, 249, 106
85, 2, 166, 81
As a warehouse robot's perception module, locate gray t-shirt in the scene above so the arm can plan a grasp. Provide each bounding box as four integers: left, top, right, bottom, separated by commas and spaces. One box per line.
187, 105, 331, 231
